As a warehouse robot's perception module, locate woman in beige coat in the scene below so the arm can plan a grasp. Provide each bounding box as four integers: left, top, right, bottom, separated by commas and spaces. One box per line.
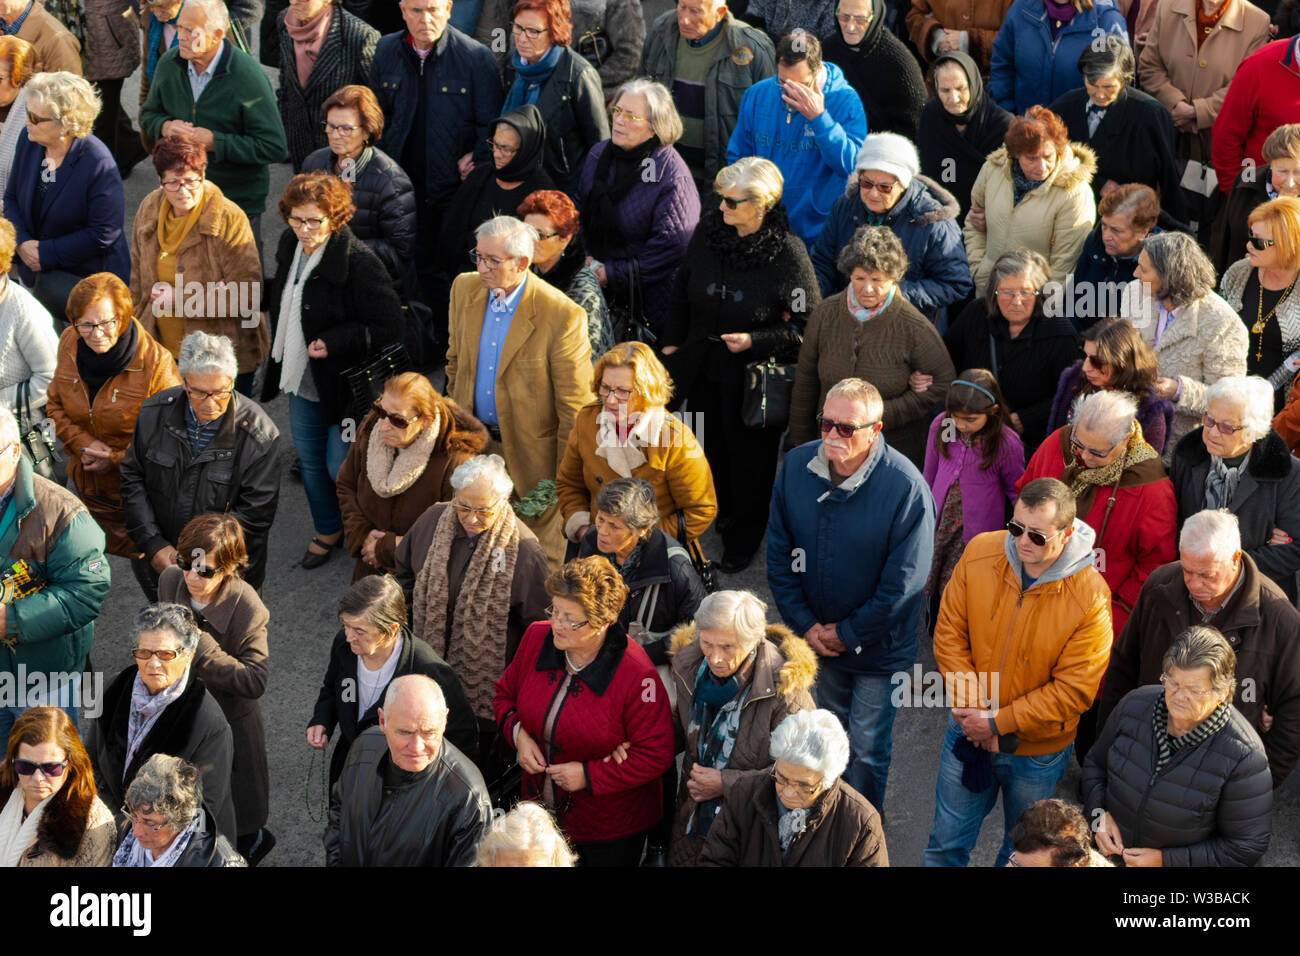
964, 106, 1098, 291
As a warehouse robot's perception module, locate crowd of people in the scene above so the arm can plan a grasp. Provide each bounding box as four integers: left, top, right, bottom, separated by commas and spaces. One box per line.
0, 0, 1298, 868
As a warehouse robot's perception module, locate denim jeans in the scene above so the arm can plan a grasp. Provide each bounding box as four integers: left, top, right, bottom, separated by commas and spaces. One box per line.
815, 668, 897, 813
923, 717, 1073, 867
0, 673, 82, 746
289, 393, 347, 535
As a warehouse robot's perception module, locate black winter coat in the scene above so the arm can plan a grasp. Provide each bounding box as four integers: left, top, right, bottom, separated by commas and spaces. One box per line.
262, 224, 405, 426
119, 388, 281, 590
917, 94, 1012, 217
1210, 167, 1271, 276
1083, 685, 1272, 866
821, 25, 926, 140
90, 665, 237, 843
324, 726, 492, 866
309, 628, 480, 786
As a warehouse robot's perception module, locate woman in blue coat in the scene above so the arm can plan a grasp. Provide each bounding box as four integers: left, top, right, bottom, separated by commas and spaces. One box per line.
2, 72, 129, 320
989, 0, 1129, 115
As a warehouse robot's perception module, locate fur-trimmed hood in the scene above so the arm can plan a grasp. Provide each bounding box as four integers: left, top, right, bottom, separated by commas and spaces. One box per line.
984, 141, 1097, 193
668, 621, 817, 702
842, 173, 961, 229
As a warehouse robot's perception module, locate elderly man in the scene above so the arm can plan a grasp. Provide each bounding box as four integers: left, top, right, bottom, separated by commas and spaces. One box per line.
139, 0, 287, 231
639, 0, 775, 190
725, 30, 866, 246
120, 332, 280, 601
0, 0, 80, 73
325, 673, 492, 866
445, 217, 591, 567
924, 477, 1112, 867
767, 377, 934, 815
0, 406, 110, 741
1101, 509, 1300, 788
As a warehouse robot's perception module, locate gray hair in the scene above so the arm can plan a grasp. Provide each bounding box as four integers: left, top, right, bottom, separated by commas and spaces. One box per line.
1075, 389, 1137, 447
1077, 34, 1134, 85
0, 406, 18, 448
24, 72, 101, 138
1179, 509, 1242, 560
186, 0, 230, 33
1140, 232, 1216, 309
984, 248, 1050, 315
337, 574, 406, 644
836, 224, 908, 281
475, 215, 538, 260
474, 802, 577, 867
1205, 376, 1275, 444
825, 377, 884, 425
133, 602, 201, 656
124, 754, 203, 831
1163, 625, 1237, 698
178, 331, 238, 382
382, 673, 448, 721
450, 454, 514, 499
769, 709, 849, 788
694, 590, 768, 655
611, 78, 684, 146
594, 477, 659, 532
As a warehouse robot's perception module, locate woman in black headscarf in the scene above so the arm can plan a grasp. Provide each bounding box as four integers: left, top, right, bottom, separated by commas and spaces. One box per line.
917, 51, 1012, 216
820, 0, 927, 140
438, 105, 554, 276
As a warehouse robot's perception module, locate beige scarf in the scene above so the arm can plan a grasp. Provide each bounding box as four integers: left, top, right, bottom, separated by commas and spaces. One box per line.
364, 409, 441, 498
411, 502, 521, 719
594, 405, 667, 477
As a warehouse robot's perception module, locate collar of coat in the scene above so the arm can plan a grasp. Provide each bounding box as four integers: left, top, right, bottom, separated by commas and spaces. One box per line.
841, 173, 961, 227
805, 437, 885, 497
161, 38, 232, 82
357, 396, 488, 465
984, 141, 1098, 194
749, 771, 846, 834
1172, 0, 1248, 32
0, 783, 96, 860
534, 621, 630, 695
134, 181, 235, 246
1146, 553, 1267, 639
1173, 426, 1294, 482
667, 621, 817, 703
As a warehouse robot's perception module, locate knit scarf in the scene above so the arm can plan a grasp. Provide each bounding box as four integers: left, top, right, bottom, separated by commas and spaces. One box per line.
1061, 419, 1157, 503
0, 788, 47, 867
1152, 692, 1232, 773
685, 650, 756, 839
285, 3, 334, 89
504, 44, 562, 113
146, 2, 185, 83
1044, 0, 1076, 38
272, 239, 328, 396
111, 807, 203, 867
411, 503, 520, 719
594, 405, 666, 477
1205, 449, 1251, 510
1011, 162, 1048, 206
76, 316, 137, 404
778, 803, 809, 855
125, 666, 191, 776
580, 136, 661, 256
700, 202, 792, 270
364, 409, 441, 498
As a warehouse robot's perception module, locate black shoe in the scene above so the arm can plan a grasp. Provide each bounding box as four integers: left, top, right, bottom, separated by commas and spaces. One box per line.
719, 551, 755, 574
641, 845, 667, 867
301, 535, 340, 569
243, 828, 276, 867
290, 458, 302, 482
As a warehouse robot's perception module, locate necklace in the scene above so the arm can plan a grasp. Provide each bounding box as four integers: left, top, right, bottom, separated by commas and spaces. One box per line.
565, 650, 592, 673
1252, 268, 1299, 361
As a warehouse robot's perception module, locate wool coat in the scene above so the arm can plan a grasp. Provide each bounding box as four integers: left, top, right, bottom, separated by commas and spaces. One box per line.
81, 0, 139, 80
1210, 38, 1300, 192
13, 2, 81, 74
906, 0, 1016, 72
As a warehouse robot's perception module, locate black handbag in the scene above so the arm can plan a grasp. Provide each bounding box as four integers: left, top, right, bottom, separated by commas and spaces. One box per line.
342, 342, 411, 425
15, 380, 62, 483
574, 27, 610, 69
740, 355, 797, 430
677, 511, 719, 594
608, 259, 657, 346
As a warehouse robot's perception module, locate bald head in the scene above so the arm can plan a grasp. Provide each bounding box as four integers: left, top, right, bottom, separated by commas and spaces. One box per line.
378, 675, 448, 772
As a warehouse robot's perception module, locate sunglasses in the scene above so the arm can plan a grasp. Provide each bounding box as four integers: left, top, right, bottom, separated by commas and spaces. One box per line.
373, 401, 419, 428
1248, 235, 1276, 250
13, 758, 67, 777
1202, 412, 1248, 436
1006, 519, 1066, 547
175, 553, 220, 578
817, 415, 878, 438
858, 177, 898, 194
132, 647, 181, 661
716, 193, 754, 210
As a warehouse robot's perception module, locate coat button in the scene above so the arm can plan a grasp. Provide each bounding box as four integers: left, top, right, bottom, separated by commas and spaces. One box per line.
962, 12, 969, 17
1200, 59, 1207, 67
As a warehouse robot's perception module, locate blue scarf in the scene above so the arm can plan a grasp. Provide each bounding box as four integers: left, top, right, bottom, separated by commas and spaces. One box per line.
146, 2, 186, 83
685, 650, 756, 839
504, 44, 562, 113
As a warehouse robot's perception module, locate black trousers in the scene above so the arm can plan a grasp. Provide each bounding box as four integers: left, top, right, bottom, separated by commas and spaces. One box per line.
91, 77, 147, 173
574, 829, 648, 867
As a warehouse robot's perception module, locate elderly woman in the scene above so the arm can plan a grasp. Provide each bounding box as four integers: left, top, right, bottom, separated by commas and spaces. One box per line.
518, 189, 611, 356
0, 36, 36, 199
0, 219, 57, 411
568, 0, 644, 97
1008, 798, 1111, 866
823, 0, 927, 140
307, 574, 479, 787
505, 0, 608, 192
907, 0, 1015, 74
2, 71, 128, 318
790, 225, 955, 468
666, 590, 816, 867
275, 0, 379, 170
1125, 230, 1248, 453
1170, 375, 1300, 601
0, 707, 115, 867
113, 754, 245, 867
46, 272, 178, 557
336, 372, 488, 581
396, 455, 550, 768
1213, 125, 1300, 274
578, 78, 700, 342
811, 132, 972, 322
1071, 183, 1160, 329
1084, 626, 1272, 866
128, 136, 267, 390
661, 157, 815, 572
475, 801, 577, 866
493, 555, 675, 866
917, 52, 1013, 217
263, 171, 403, 569
964, 105, 1098, 291
557, 342, 715, 550
698, 709, 889, 866
156, 514, 272, 864
89, 603, 236, 842
1047, 317, 1173, 454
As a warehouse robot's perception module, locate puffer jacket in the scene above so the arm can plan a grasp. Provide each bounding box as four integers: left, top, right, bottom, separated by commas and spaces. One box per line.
964, 142, 1098, 290
667, 622, 817, 866
811, 174, 973, 314
1083, 685, 1272, 866
81, 0, 140, 81
45, 320, 181, 556
1046, 362, 1174, 456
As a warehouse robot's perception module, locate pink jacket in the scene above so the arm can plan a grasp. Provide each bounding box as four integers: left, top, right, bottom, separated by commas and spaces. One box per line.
922, 416, 1025, 542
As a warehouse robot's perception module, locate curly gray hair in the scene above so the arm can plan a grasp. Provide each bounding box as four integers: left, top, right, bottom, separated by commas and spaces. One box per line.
125, 754, 203, 831
178, 331, 238, 381
770, 709, 849, 789
836, 224, 908, 281
1163, 626, 1237, 699
1205, 376, 1275, 445
1141, 232, 1216, 309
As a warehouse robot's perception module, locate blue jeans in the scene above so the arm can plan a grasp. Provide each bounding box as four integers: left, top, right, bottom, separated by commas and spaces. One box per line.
0, 673, 82, 746
815, 668, 897, 813
923, 717, 1073, 867
289, 394, 347, 535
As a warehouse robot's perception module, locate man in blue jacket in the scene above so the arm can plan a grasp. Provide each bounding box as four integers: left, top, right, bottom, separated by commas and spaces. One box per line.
767, 376, 935, 814
726, 30, 867, 247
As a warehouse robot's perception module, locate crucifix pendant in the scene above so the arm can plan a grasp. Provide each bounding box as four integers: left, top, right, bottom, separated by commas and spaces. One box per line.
1253, 321, 1266, 333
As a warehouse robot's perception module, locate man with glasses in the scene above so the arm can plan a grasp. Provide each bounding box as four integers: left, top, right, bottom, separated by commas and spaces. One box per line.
121, 331, 281, 600
924, 476, 1112, 866
768, 377, 934, 817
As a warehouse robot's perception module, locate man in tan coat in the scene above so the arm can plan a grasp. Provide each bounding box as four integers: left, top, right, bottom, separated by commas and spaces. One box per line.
445, 216, 592, 567
0, 0, 81, 73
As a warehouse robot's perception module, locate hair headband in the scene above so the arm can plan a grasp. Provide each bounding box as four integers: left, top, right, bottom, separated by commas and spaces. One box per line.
951, 379, 998, 405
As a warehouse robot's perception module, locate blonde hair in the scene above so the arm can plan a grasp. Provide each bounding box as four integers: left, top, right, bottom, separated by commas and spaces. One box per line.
475, 802, 577, 866
25, 72, 101, 138
1263, 124, 1300, 163
714, 157, 784, 213
1247, 196, 1300, 270
591, 341, 674, 407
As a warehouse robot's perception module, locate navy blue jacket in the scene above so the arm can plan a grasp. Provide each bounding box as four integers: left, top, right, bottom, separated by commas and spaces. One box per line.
1069, 226, 1152, 330
811, 174, 972, 315
3, 132, 129, 286
369, 27, 502, 209
766, 439, 934, 676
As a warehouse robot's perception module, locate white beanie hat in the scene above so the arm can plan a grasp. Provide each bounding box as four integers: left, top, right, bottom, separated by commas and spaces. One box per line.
854, 132, 920, 190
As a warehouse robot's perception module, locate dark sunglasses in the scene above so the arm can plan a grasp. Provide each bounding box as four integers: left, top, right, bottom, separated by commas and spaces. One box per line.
13, 758, 67, 777
1248, 235, 1276, 251
715, 193, 754, 210
373, 401, 418, 429
1006, 519, 1066, 548
175, 554, 220, 578
817, 415, 878, 438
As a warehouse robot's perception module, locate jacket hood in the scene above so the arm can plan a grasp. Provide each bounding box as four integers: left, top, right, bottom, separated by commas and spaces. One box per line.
843, 174, 961, 229
668, 621, 817, 701
1002, 517, 1097, 588
985, 141, 1098, 193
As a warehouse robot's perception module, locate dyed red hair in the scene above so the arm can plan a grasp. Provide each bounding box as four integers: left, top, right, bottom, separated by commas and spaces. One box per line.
517, 189, 580, 239
1004, 105, 1069, 159
512, 0, 572, 45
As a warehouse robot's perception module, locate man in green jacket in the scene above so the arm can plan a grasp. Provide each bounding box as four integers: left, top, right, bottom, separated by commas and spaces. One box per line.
0, 408, 111, 742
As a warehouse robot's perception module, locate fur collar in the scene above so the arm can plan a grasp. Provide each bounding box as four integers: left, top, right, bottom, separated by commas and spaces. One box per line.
700, 202, 794, 269
984, 141, 1098, 193
1173, 426, 1294, 481
534, 621, 631, 695
0, 784, 94, 860
668, 622, 817, 701
842, 174, 961, 228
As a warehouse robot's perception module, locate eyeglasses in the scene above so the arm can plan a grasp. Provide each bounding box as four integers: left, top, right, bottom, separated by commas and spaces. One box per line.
74, 319, 116, 336
1202, 413, 1248, 436
836, 12, 873, 26
858, 177, 899, 194
1070, 431, 1120, 460
1005, 519, 1066, 548
771, 766, 822, 798
25, 110, 54, 125
288, 215, 328, 230
546, 605, 589, 632
160, 175, 203, 192
995, 289, 1039, 302
132, 647, 181, 661
715, 192, 754, 210
452, 498, 503, 518
598, 382, 635, 401
1007, 852, 1021, 867
1247, 235, 1276, 251
13, 758, 67, 777
1081, 350, 1107, 369
469, 251, 507, 270
175, 553, 220, 578
184, 384, 233, 403
121, 806, 168, 832
817, 415, 878, 438
486, 138, 519, 156
322, 121, 360, 135
373, 400, 419, 429
511, 21, 547, 38
1160, 674, 1219, 701
610, 105, 647, 123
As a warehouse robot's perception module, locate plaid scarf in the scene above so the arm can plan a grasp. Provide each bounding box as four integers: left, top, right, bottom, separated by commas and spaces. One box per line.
684, 651, 756, 839
1152, 692, 1232, 773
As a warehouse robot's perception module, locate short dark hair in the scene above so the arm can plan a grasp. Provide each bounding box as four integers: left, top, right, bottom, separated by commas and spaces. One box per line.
1018, 477, 1076, 529
151, 135, 208, 177
1076, 34, 1134, 85
320, 84, 385, 146
1009, 799, 1095, 866
776, 30, 821, 74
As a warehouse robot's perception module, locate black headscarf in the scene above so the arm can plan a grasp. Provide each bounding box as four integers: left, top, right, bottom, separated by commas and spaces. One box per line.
932, 51, 985, 126
918, 50, 1012, 212
580, 135, 662, 257
75, 318, 138, 404
831, 0, 885, 52
491, 104, 547, 182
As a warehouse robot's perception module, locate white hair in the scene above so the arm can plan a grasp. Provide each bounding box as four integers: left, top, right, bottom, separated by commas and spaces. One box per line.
1180, 509, 1242, 559
694, 590, 768, 655
0, 406, 18, 448
769, 710, 849, 789
1205, 376, 1275, 444
382, 673, 448, 722
1076, 389, 1137, 446
186, 0, 230, 33
475, 216, 538, 260
450, 454, 514, 500
178, 331, 238, 381
474, 802, 577, 867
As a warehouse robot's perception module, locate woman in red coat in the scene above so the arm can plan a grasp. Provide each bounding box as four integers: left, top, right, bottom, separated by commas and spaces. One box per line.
494, 555, 674, 866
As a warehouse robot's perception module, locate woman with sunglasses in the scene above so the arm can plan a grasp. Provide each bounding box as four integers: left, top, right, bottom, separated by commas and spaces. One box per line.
155, 514, 273, 864
0, 707, 115, 867
336, 372, 488, 581
89, 602, 237, 843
